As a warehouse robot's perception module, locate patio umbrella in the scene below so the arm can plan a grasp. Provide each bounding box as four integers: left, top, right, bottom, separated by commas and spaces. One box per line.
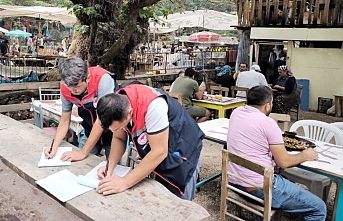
0, 27, 9, 33
188, 31, 220, 43
5, 30, 32, 38
188, 31, 221, 92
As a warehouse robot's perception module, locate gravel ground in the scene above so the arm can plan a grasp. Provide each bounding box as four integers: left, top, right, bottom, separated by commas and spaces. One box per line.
193, 110, 343, 221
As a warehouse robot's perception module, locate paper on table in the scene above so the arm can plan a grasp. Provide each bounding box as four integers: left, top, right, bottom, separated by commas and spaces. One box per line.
38, 147, 72, 168
76, 161, 132, 189
36, 169, 93, 202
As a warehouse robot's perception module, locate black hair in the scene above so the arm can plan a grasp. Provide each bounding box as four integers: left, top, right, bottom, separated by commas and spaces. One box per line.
247, 85, 273, 106
184, 68, 196, 77
97, 93, 130, 129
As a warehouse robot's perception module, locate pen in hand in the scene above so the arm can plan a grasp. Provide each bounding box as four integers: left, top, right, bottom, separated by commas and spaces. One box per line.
104, 160, 109, 177
48, 139, 54, 160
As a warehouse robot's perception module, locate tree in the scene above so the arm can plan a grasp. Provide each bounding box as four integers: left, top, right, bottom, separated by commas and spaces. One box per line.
66, 0, 169, 79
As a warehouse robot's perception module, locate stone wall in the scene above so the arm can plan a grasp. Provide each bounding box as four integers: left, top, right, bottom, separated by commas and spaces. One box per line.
0, 90, 38, 120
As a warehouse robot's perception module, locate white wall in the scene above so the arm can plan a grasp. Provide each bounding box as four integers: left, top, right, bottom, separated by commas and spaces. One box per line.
287, 43, 343, 111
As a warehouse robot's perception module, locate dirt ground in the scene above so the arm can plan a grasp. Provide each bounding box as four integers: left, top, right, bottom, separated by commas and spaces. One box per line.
193, 110, 343, 221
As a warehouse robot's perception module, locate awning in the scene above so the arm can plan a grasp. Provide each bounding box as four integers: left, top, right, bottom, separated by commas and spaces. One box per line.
0, 5, 76, 26
149, 10, 238, 34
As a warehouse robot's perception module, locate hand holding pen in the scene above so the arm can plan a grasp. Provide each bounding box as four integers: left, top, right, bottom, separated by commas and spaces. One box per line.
44, 139, 54, 159
104, 160, 109, 177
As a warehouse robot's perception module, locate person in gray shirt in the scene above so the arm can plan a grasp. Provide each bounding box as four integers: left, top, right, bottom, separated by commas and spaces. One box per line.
44, 57, 116, 161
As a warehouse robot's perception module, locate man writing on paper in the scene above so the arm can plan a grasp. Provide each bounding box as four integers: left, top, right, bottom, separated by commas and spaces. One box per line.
45, 57, 118, 161
226, 85, 326, 220
96, 84, 204, 200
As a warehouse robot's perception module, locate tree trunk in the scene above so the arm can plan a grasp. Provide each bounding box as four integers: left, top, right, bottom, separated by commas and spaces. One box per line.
69, 0, 161, 79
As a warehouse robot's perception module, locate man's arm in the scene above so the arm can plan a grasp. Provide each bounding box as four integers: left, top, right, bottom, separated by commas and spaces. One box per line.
194, 81, 205, 100
98, 129, 169, 195
98, 128, 127, 179
270, 144, 318, 169
45, 111, 71, 158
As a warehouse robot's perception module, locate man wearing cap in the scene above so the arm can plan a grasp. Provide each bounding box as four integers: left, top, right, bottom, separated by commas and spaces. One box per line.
236, 64, 268, 98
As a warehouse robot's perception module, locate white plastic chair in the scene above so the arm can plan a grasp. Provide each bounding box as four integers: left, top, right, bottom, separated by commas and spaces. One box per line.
331, 122, 343, 132
281, 120, 343, 204
290, 120, 343, 145
39, 87, 61, 100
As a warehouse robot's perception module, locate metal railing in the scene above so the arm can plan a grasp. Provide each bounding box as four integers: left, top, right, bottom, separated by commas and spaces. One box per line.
129, 51, 237, 75
0, 56, 65, 83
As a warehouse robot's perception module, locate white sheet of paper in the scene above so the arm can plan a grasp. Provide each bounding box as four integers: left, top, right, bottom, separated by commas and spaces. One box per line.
38, 147, 72, 168
36, 169, 93, 202
76, 161, 132, 189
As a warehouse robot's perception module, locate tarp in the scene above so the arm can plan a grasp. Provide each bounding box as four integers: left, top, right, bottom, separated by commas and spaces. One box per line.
150, 10, 238, 34
0, 5, 76, 26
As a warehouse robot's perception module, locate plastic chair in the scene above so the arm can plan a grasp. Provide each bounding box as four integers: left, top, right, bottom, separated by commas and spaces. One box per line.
290, 120, 343, 145
31, 98, 57, 136
162, 85, 171, 92
39, 87, 61, 100
281, 120, 343, 202
331, 122, 343, 133
220, 149, 281, 221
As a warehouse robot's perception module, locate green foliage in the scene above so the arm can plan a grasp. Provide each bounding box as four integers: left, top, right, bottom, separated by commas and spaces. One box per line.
73, 24, 89, 34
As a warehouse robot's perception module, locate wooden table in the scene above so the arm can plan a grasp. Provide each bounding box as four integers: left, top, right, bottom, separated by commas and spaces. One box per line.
334, 94, 343, 117
0, 114, 210, 221
196, 118, 229, 188
31, 100, 83, 137
193, 97, 246, 118
198, 118, 343, 221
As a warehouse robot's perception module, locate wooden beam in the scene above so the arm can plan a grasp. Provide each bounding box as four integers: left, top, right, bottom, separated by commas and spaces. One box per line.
0, 103, 31, 113
282, 0, 289, 25
257, 0, 263, 25
313, 0, 320, 25
308, 0, 314, 24
250, 0, 257, 26
290, 0, 297, 25
332, 0, 342, 24
322, 0, 331, 25
0, 82, 60, 92
266, 0, 271, 25
272, 0, 280, 25
238, 0, 243, 26
299, 0, 306, 24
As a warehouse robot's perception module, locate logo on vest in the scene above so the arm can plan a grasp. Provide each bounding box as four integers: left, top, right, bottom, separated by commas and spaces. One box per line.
93, 96, 98, 108
137, 132, 148, 146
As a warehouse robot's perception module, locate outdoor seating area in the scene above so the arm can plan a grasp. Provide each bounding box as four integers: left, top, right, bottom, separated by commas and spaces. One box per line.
1, 0, 343, 220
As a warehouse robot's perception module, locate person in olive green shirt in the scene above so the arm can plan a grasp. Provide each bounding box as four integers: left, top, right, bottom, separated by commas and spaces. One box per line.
171, 68, 211, 123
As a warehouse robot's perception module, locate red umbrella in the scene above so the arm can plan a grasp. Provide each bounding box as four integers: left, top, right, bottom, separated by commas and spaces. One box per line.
188, 31, 220, 42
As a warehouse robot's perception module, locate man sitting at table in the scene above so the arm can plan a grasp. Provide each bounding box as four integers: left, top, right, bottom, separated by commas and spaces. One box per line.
45, 57, 118, 161
95, 84, 204, 200
171, 67, 211, 123
235, 64, 268, 98
226, 85, 326, 220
